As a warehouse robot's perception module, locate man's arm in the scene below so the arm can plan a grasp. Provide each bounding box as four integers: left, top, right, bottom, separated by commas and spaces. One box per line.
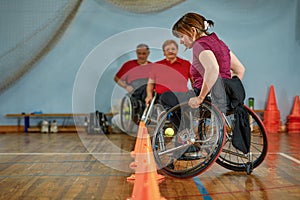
114, 75, 133, 93
145, 79, 155, 105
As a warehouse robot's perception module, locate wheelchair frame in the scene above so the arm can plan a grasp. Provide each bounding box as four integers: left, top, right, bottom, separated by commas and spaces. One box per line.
120, 91, 268, 178
151, 100, 268, 178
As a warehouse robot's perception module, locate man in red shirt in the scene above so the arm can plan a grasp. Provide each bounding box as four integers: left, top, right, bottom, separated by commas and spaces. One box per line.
114, 44, 152, 106
145, 40, 193, 109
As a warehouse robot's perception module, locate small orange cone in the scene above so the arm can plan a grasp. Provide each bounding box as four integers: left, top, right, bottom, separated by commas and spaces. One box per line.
127, 122, 166, 200
289, 96, 300, 116
127, 122, 147, 181
265, 85, 279, 111
287, 95, 300, 133
130, 121, 147, 157
263, 85, 281, 133
127, 122, 165, 181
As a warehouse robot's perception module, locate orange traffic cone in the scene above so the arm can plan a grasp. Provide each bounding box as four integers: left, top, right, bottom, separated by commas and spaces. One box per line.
127, 121, 165, 181
287, 95, 300, 133
131, 121, 147, 157
263, 85, 281, 133
127, 122, 166, 200
265, 85, 279, 111
289, 95, 300, 116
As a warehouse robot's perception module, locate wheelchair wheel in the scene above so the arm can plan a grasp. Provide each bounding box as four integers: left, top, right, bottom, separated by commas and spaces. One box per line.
152, 101, 226, 179
120, 94, 135, 133
216, 105, 268, 174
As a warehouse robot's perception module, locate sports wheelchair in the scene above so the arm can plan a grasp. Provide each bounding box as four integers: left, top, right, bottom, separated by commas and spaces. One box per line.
120, 92, 164, 133
151, 78, 268, 178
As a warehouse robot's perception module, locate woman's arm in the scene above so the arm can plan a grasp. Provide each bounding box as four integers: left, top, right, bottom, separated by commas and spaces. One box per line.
188, 50, 219, 108
198, 50, 219, 100
230, 51, 245, 80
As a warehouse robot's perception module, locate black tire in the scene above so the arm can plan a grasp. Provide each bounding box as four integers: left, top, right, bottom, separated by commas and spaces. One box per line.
216, 105, 268, 172
120, 94, 135, 133
152, 101, 226, 179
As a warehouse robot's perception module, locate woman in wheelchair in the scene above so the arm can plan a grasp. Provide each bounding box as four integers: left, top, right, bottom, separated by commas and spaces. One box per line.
150, 13, 266, 178
172, 12, 245, 108
170, 12, 246, 159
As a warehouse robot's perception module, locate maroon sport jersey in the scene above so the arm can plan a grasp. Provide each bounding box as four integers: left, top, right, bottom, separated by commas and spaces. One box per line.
149, 57, 191, 94
115, 60, 151, 84
191, 32, 231, 89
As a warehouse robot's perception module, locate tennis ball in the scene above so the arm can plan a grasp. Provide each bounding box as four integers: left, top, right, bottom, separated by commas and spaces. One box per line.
165, 127, 174, 137
125, 114, 130, 120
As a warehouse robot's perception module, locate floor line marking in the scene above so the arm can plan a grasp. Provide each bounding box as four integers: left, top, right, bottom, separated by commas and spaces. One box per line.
278, 152, 300, 164
193, 176, 212, 200
0, 173, 130, 178
0, 152, 131, 155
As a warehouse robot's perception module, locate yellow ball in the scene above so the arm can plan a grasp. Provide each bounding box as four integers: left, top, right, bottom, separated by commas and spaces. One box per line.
165, 128, 174, 137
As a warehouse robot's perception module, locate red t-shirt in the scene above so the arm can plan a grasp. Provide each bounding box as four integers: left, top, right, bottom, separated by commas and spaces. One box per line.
115, 60, 151, 84
149, 57, 191, 94
191, 33, 231, 89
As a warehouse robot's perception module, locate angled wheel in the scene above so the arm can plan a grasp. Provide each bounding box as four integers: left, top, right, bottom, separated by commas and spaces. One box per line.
120, 94, 135, 133
216, 105, 268, 173
152, 101, 226, 178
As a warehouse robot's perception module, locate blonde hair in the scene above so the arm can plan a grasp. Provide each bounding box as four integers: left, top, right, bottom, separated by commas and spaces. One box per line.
162, 39, 178, 50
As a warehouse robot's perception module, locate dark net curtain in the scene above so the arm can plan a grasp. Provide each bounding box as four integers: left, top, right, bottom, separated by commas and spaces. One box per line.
103, 0, 185, 13
0, 0, 82, 94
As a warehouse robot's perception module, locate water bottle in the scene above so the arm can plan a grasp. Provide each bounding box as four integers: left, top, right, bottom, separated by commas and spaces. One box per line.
248, 97, 254, 110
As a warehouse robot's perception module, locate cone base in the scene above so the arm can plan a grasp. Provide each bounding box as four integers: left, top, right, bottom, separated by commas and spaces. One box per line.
287, 130, 300, 133
265, 125, 281, 133
127, 122, 165, 200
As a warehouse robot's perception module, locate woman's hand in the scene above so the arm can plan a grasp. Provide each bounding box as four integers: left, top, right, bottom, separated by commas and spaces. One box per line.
188, 96, 204, 108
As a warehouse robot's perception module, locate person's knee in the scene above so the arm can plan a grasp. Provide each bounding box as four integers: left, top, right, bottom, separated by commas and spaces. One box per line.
160, 92, 179, 108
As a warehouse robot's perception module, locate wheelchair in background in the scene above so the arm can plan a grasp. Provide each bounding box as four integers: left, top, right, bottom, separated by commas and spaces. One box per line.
120, 93, 143, 133
120, 92, 164, 134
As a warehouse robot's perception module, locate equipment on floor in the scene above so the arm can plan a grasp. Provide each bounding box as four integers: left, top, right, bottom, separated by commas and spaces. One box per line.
87, 110, 109, 134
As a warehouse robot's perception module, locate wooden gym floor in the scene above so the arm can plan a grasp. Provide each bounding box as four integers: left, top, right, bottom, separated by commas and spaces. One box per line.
0, 131, 299, 200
